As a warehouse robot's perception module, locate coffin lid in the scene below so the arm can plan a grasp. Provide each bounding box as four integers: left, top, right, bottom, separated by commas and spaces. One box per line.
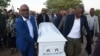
37, 22, 67, 42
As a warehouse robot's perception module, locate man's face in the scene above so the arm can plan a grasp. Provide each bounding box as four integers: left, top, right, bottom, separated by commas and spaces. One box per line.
90, 8, 95, 16
41, 9, 47, 14
76, 8, 82, 17
68, 8, 73, 14
20, 5, 29, 18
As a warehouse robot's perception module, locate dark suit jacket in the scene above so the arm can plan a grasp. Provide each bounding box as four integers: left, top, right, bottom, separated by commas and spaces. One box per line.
0, 13, 6, 30
54, 14, 63, 28
36, 14, 50, 26
15, 16, 38, 51
62, 14, 90, 41
58, 16, 67, 32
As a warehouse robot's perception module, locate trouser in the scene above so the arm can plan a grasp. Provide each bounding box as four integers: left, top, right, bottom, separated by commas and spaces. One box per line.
0, 29, 6, 48
0, 37, 1, 48
0, 30, 3, 48
7, 32, 16, 48
65, 37, 81, 56
20, 45, 35, 56
86, 30, 94, 55
93, 33, 100, 56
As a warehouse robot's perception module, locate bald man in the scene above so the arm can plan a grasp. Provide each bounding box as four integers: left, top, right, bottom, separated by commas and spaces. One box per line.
15, 4, 38, 56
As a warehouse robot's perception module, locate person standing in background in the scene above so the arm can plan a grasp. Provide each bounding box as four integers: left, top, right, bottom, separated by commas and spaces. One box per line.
58, 10, 67, 32
36, 8, 50, 26
92, 15, 100, 56
0, 9, 6, 49
68, 8, 75, 15
6, 12, 17, 54
86, 8, 99, 56
54, 10, 66, 28
49, 11, 57, 23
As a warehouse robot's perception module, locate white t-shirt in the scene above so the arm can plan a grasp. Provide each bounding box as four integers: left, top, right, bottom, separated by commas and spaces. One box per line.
67, 17, 81, 39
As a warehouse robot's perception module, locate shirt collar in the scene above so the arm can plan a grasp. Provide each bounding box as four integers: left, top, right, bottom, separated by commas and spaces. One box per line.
22, 16, 31, 21
90, 15, 95, 17
75, 16, 80, 19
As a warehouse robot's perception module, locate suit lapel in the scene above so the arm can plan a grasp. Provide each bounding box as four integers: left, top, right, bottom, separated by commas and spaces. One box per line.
24, 21, 30, 34
20, 16, 30, 34
80, 16, 84, 30
70, 15, 75, 28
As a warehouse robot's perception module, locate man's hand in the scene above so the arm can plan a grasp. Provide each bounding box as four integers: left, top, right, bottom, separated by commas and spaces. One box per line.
34, 43, 38, 49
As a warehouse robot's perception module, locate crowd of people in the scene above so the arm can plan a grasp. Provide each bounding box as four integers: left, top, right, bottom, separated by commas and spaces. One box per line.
0, 4, 100, 56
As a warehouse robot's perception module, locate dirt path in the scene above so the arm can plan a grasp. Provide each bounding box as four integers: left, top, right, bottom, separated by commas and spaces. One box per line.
0, 37, 97, 56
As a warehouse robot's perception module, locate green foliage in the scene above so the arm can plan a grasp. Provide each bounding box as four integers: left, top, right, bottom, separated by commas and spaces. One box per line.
95, 9, 100, 16
0, 0, 10, 8
45, 0, 82, 12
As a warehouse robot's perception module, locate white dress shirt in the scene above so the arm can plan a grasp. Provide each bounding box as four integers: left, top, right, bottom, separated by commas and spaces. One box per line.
23, 16, 34, 38
88, 16, 95, 30
67, 17, 81, 38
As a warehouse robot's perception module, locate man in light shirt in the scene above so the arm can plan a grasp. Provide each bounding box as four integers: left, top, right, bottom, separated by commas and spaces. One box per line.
86, 8, 99, 56
15, 4, 38, 56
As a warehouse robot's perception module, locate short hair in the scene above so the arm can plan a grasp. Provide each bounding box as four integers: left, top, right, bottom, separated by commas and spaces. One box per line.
19, 4, 29, 11
75, 5, 84, 10
75, 5, 85, 14
90, 8, 95, 11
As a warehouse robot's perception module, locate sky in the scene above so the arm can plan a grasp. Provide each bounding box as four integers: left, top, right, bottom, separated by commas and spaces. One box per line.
82, 0, 100, 12
7, 0, 100, 13
7, 0, 47, 13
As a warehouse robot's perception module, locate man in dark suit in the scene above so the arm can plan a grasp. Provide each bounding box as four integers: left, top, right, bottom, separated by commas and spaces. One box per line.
85, 8, 99, 56
62, 7, 90, 56
54, 10, 64, 28
36, 8, 50, 26
15, 4, 38, 56
0, 9, 6, 48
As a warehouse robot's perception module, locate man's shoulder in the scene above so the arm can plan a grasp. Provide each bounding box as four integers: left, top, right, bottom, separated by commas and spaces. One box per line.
30, 16, 35, 20
0, 14, 5, 18
30, 16, 35, 18
81, 15, 87, 19
94, 15, 98, 18
67, 14, 74, 16
38, 14, 42, 16
37, 14, 42, 18
86, 14, 90, 17
67, 14, 75, 17
66, 14, 75, 19
81, 14, 86, 17
15, 16, 23, 23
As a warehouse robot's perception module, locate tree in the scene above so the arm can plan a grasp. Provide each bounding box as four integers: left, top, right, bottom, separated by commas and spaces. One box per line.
45, 0, 82, 12
0, 0, 10, 9
95, 9, 100, 16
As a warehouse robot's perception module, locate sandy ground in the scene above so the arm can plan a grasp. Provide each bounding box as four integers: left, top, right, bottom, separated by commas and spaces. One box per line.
0, 37, 97, 56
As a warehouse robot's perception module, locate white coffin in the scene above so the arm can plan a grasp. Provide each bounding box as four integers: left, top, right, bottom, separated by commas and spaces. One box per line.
38, 22, 67, 56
